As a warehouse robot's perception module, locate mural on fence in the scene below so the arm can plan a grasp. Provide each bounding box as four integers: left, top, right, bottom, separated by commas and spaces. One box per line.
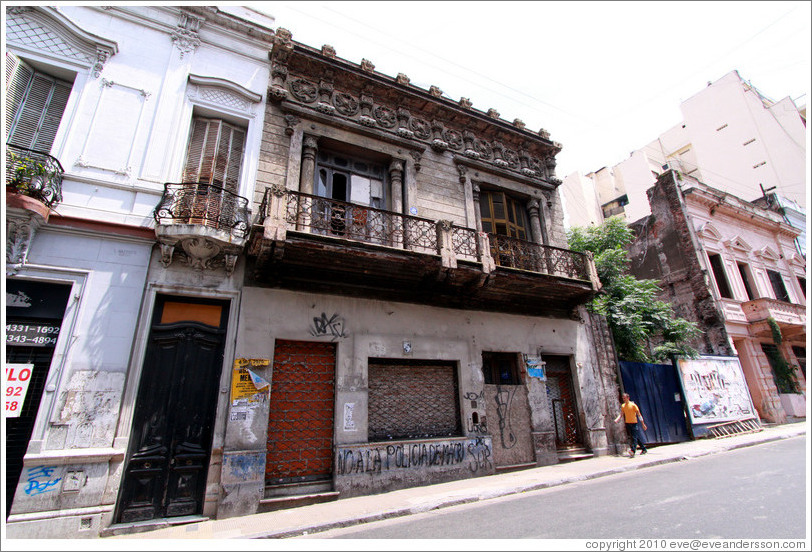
676, 356, 756, 424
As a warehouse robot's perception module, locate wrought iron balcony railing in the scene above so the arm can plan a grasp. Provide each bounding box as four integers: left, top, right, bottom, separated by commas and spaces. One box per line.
5, 144, 64, 208
154, 182, 250, 239
489, 233, 590, 281
258, 188, 594, 283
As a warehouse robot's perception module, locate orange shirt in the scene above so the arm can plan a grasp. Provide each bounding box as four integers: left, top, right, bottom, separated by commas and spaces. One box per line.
620, 401, 641, 424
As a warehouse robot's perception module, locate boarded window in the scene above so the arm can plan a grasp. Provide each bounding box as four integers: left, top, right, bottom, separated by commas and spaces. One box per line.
367, 359, 461, 441
5, 52, 72, 152
182, 116, 246, 191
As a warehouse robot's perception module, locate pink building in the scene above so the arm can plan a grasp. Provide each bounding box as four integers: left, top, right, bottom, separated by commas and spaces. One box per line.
628, 170, 806, 424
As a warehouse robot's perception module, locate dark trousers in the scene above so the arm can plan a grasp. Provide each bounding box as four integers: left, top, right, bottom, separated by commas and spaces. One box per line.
625, 422, 647, 452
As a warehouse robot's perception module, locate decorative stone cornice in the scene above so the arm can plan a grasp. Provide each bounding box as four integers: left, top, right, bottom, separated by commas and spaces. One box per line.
270, 43, 562, 187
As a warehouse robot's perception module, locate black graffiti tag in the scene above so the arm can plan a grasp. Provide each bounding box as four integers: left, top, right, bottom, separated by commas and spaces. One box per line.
309, 312, 348, 340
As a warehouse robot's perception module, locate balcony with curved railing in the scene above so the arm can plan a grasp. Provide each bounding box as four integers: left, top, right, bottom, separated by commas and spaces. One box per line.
5, 144, 63, 209
153, 183, 251, 274
154, 182, 250, 238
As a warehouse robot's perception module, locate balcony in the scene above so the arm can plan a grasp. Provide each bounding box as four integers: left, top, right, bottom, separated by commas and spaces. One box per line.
741, 297, 806, 340
6, 145, 64, 274
153, 182, 250, 275
247, 187, 599, 317
6, 144, 63, 208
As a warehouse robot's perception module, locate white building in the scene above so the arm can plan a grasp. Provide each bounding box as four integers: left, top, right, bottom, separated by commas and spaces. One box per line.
4, 5, 273, 538
562, 70, 807, 233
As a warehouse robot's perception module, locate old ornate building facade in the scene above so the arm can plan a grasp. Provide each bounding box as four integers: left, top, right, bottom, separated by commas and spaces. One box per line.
5, 7, 625, 538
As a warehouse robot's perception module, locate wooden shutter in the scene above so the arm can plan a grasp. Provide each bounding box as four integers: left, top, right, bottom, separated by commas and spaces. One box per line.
5, 53, 71, 152
182, 116, 246, 191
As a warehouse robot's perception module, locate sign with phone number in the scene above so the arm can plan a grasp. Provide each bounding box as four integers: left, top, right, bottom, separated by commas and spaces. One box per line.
5, 364, 34, 417
6, 323, 60, 347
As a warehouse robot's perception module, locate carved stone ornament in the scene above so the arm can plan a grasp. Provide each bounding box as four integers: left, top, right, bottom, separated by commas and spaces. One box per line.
409, 118, 431, 140
334, 93, 359, 116
6, 212, 45, 275
457, 164, 468, 183
409, 151, 422, 171
459, 97, 473, 109
429, 85, 443, 97
487, 108, 500, 119
396, 73, 410, 85
289, 78, 318, 103
360, 58, 375, 72
321, 44, 336, 58
159, 237, 241, 275
283, 114, 301, 136
171, 28, 201, 60
270, 183, 288, 197
373, 106, 397, 128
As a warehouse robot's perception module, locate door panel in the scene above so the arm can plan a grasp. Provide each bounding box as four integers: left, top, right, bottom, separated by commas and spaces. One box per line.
118, 312, 227, 523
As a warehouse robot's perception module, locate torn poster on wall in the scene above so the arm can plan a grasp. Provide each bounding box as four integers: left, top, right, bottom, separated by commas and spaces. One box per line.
524, 355, 546, 380
231, 358, 270, 406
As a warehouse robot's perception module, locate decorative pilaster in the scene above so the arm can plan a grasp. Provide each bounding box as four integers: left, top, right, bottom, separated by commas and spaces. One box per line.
471, 184, 483, 234
389, 160, 404, 215
300, 135, 318, 195
527, 199, 545, 245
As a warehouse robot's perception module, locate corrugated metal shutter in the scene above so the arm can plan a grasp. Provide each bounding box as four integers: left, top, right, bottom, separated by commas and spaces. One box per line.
182, 117, 246, 191
5, 54, 71, 152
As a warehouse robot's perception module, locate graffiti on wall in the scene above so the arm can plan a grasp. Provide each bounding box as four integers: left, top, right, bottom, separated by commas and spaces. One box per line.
494, 385, 518, 449
464, 390, 488, 434
335, 437, 493, 476
23, 466, 61, 496
309, 312, 348, 341
676, 356, 757, 424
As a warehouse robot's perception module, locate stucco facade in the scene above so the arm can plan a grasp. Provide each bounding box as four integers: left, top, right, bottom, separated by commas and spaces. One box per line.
628, 171, 806, 425
4, 5, 273, 538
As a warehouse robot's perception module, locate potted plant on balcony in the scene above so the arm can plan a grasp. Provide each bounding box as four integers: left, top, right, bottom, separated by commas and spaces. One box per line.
6, 151, 54, 200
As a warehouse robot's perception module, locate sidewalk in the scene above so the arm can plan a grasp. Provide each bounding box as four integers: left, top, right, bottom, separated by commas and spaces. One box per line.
111, 421, 807, 540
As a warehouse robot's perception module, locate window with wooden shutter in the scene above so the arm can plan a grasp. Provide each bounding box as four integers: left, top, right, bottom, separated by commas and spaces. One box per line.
182, 116, 246, 191
5, 52, 72, 153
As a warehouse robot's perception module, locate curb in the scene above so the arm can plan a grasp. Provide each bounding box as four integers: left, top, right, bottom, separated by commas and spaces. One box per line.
247, 428, 806, 539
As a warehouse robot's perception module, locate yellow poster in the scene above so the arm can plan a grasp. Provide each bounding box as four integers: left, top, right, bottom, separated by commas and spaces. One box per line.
231, 358, 270, 404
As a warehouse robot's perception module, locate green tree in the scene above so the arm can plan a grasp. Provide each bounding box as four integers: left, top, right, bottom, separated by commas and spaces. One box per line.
568, 216, 702, 363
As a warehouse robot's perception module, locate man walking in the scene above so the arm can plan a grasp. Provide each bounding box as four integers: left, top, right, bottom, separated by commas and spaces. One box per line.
614, 393, 648, 457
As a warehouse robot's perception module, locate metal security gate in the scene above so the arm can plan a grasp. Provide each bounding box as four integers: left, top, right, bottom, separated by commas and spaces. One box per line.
545, 356, 583, 449
5, 280, 71, 517
619, 361, 690, 444
266, 340, 336, 486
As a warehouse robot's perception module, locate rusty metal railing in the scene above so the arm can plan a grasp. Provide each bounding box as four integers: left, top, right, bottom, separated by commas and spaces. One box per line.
488, 233, 590, 280
154, 182, 250, 238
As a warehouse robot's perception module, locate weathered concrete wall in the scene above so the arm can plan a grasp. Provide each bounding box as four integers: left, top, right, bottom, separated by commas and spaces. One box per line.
483, 384, 535, 467
229, 286, 622, 504
334, 436, 494, 497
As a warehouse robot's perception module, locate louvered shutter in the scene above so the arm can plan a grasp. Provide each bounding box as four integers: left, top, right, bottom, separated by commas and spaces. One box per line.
6, 56, 71, 152
5, 52, 34, 143
182, 117, 246, 191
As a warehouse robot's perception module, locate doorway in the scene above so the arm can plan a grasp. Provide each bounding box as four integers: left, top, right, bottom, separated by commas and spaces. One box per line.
116, 295, 229, 523
265, 340, 336, 489
544, 356, 584, 449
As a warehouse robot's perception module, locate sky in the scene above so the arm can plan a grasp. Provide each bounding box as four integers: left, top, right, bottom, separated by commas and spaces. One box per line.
253, 0, 811, 181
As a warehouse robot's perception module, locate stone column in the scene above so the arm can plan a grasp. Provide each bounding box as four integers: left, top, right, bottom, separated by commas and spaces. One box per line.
527, 199, 545, 245
299, 135, 318, 195
472, 184, 483, 233
389, 159, 404, 214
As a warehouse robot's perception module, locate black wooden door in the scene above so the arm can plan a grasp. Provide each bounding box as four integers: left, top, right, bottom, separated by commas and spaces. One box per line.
117, 318, 226, 523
